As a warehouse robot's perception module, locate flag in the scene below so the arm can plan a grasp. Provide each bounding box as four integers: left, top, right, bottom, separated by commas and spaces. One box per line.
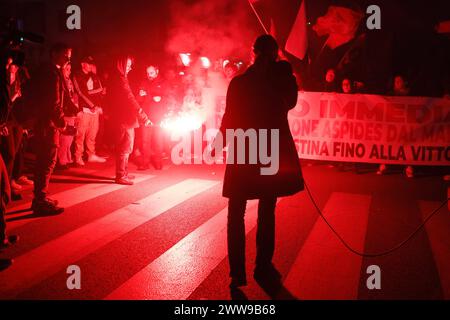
312, 5, 363, 50
285, 0, 308, 60
437, 20, 450, 34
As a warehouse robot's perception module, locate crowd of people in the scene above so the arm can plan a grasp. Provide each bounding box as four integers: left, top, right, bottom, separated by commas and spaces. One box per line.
0, 42, 242, 263
315, 66, 450, 178
1, 38, 449, 270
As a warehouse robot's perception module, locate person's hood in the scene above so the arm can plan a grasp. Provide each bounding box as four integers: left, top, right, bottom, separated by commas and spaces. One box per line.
116, 57, 129, 77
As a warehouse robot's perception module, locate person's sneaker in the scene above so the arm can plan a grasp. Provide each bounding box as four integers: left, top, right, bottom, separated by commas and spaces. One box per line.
125, 174, 136, 180
137, 164, 150, 171
10, 179, 23, 191
405, 166, 414, 178
11, 192, 22, 201
31, 198, 58, 209
0, 259, 13, 271
115, 177, 134, 185
376, 164, 387, 175
74, 158, 85, 167
229, 276, 247, 288
0, 235, 20, 250
17, 175, 34, 186
32, 198, 64, 215
254, 263, 282, 282
88, 154, 107, 163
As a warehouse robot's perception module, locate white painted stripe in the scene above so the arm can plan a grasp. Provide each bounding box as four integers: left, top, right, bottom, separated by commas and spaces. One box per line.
6, 174, 153, 230
7, 169, 100, 210
106, 200, 260, 300
284, 192, 371, 300
0, 179, 219, 298
418, 200, 450, 299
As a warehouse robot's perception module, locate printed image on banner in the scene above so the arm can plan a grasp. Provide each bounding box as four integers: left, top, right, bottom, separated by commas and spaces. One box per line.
288, 92, 450, 165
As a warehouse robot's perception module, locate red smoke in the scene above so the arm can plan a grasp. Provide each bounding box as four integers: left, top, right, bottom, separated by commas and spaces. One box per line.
166, 0, 259, 60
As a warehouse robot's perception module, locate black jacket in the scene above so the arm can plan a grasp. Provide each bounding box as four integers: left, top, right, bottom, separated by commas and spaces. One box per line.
106, 59, 149, 129
28, 64, 65, 129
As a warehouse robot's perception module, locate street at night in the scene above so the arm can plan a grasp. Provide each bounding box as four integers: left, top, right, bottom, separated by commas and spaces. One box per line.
1, 159, 448, 300
1, 0, 450, 317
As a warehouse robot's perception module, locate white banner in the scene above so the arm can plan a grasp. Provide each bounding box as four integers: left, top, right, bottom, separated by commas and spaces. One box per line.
287, 92, 450, 165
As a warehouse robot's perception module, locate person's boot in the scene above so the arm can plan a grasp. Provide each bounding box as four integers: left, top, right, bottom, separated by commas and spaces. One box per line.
74, 157, 85, 167
32, 198, 64, 215
115, 177, 134, 185
88, 154, 107, 163
0, 259, 13, 271
0, 235, 19, 250
11, 192, 23, 201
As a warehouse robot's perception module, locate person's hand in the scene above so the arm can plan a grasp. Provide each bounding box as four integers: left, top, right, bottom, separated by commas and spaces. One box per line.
96, 107, 103, 114
0, 126, 9, 136
144, 119, 153, 127
355, 81, 364, 90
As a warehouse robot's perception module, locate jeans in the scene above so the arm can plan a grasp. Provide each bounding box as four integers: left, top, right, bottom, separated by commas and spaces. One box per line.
0, 124, 23, 180
33, 126, 59, 201
75, 112, 99, 159
12, 131, 27, 180
141, 126, 163, 165
116, 126, 135, 179
227, 196, 277, 279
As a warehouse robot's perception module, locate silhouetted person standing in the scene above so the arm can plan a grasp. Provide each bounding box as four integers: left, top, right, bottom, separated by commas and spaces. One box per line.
30, 44, 70, 215
107, 56, 151, 185
219, 35, 304, 288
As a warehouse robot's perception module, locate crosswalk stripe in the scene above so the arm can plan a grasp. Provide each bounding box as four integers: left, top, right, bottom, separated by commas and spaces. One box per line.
0, 178, 219, 298
106, 200, 260, 300
7, 167, 117, 211
418, 200, 450, 299
6, 174, 152, 230
284, 192, 371, 300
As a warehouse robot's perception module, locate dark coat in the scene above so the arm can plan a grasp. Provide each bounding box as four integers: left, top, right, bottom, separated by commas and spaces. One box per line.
28, 64, 65, 129
137, 77, 166, 123
220, 60, 304, 199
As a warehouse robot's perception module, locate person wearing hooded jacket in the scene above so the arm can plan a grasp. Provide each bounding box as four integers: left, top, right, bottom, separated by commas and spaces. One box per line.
106, 56, 151, 185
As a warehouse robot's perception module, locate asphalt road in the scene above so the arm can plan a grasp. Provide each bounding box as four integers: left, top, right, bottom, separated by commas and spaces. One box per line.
0, 159, 449, 300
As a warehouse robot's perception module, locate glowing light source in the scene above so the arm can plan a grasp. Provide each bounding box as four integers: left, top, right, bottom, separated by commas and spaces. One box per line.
160, 111, 203, 135
153, 96, 162, 103
200, 56, 211, 69
179, 53, 191, 67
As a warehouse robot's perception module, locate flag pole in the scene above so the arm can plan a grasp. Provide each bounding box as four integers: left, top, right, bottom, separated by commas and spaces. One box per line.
247, 1, 269, 34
